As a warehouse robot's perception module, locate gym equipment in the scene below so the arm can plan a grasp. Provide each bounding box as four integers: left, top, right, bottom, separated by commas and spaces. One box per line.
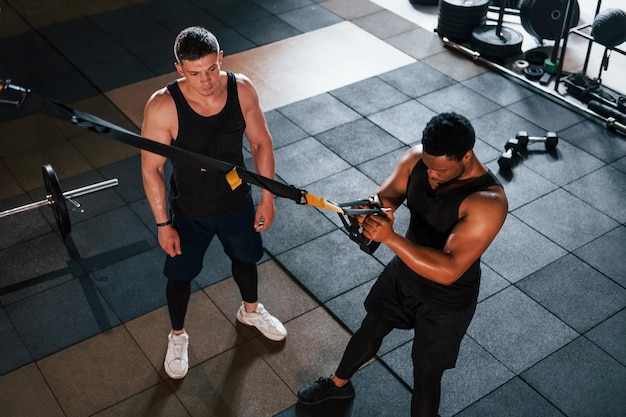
591, 8, 626, 49
437, 0, 490, 43
497, 131, 559, 169
441, 37, 626, 137
337, 194, 388, 255
471, 2, 523, 59
519, 0, 580, 42
0, 164, 119, 239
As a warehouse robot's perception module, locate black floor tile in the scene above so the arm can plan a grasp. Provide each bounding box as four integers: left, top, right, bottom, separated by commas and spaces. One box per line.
234, 15, 301, 46
521, 337, 626, 417
368, 100, 437, 145
278, 4, 343, 33
462, 72, 536, 107
0, 308, 32, 375
516, 254, 625, 333
330, 77, 410, 117
506, 95, 587, 133
564, 165, 626, 223
585, 309, 626, 366
418, 83, 502, 121
455, 377, 566, 417
560, 119, 626, 164
278, 93, 361, 136
379, 61, 456, 99
574, 226, 626, 287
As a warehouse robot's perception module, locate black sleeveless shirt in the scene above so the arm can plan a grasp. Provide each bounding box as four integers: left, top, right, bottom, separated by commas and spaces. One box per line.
395, 158, 502, 309
167, 72, 251, 217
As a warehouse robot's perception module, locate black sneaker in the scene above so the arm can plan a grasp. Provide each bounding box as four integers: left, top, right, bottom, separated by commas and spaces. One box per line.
297, 376, 356, 405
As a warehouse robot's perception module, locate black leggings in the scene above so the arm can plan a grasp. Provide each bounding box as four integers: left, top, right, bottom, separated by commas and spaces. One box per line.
335, 313, 444, 417
166, 259, 258, 330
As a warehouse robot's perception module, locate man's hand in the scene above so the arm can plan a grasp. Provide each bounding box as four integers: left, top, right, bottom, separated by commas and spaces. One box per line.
255, 198, 275, 232
158, 226, 182, 257
362, 210, 395, 243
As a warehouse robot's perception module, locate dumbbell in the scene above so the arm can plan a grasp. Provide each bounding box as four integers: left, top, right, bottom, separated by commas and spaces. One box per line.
515, 131, 559, 150
497, 131, 559, 170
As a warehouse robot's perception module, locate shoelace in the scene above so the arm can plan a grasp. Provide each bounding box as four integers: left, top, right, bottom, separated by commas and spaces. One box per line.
171, 337, 185, 359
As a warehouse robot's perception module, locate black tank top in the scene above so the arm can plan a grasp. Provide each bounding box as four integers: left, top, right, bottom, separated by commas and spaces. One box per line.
167, 71, 251, 217
396, 158, 502, 309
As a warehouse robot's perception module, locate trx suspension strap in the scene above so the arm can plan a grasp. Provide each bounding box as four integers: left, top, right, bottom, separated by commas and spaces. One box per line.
0, 80, 386, 253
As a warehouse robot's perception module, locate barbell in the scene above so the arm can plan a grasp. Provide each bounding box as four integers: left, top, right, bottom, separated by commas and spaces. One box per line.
0, 164, 118, 239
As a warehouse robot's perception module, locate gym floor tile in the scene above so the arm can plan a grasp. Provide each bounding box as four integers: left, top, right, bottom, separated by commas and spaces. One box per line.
585, 309, 626, 366
462, 71, 536, 107
470, 107, 545, 150
0, 310, 32, 375
477, 263, 510, 303
467, 286, 578, 374
233, 15, 302, 46
356, 146, 410, 185
168, 341, 295, 417
421, 50, 489, 83
560, 120, 626, 164
321, 0, 384, 20
521, 337, 626, 417
263, 109, 309, 149
278, 4, 343, 33
573, 226, 626, 287
276, 229, 383, 302
513, 188, 619, 251
520, 139, 605, 186
352, 9, 419, 40
418, 83, 503, 120
454, 377, 566, 417
325, 279, 414, 355
273, 136, 350, 186
254, 0, 318, 14
368, 100, 437, 145
506, 94, 588, 133
0, 363, 66, 417
37, 326, 162, 417
90, 382, 191, 417
482, 215, 568, 283
379, 61, 457, 99
491, 163, 559, 211
564, 165, 626, 223
517, 254, 625, 333
437, 336, 515, 416
330, 77, 411, 117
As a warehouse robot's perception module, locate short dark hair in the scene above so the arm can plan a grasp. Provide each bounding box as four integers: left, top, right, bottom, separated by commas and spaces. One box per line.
174, 26, 220, 64
421, 112, 475, 161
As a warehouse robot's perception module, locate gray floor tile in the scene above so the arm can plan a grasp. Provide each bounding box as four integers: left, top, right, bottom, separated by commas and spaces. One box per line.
521, 337, 626, 417
171, 341, 296, 417
352, 9, 418, 40
91, 247, 168, 322
481, 215, 567, 283
574, 226, 626, 287
512, 189, 619, 252
278, 4, 343, 33
368, 100, 436, 145
471, 107, 545, 150
468, 286, 578, 374
263, 197, 338, 255
560, 119, 626, 164
6, 277, 121, 360
490, 162, 559, 211
357, 147, 409, 185
276, 229, 384, 302
462, 72, 536, 107
0, 308, 32, 375
0, 363, 66, 417
521, 139, 606, 187
277, 93, 362, 136
439, 336, 516, 417
611, 155, 626, 173
455, 377, 566, 417
585, 309, 626, 366
264, 109, 309, 150
506, 95, 587, 133
91, 382, 191, 417
330, 77, 410, 116
234, 15, 301, 46
516, 254, 625, 333
385, 26, 447, 60
478, 263, 510, 303
325, 279, 414, 355
316, 118, 404, 166
378, 61, 456, 98
564, 165, 626, 223
417, 83, 501, 120
274, 136, 351, 186
254, 0, 316, 14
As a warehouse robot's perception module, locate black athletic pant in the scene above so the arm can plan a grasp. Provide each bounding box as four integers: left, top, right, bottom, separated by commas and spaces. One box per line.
167, 259, 258, 330
335, 313, 444, 417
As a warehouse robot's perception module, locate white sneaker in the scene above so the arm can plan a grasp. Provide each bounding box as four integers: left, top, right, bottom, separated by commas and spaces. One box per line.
164, 332, 189, 379
237, 303, 287, 341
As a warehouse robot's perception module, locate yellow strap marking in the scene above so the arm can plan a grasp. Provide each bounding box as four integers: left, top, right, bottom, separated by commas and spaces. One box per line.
304, 193, 344, 213
226, 167, 243, 190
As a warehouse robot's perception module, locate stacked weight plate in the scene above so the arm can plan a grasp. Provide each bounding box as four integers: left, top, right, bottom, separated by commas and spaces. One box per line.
437, 0, 491, 43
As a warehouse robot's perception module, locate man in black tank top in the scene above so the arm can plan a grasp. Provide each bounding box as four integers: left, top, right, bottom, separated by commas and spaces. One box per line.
299, 113, 508, 417
141, 27, 286, 380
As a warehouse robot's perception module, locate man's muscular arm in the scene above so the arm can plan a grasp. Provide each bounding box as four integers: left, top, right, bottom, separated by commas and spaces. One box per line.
141, 88, 181, 257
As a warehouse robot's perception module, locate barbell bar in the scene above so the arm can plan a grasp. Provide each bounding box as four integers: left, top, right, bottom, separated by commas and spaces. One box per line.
0, 164, 119, 239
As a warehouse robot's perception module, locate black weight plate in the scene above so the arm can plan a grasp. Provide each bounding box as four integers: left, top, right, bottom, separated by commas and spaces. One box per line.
42, 164, 71, 239
440, 0, 490, 9
520, 0, 580, 41
524, 65, 545, 80
472, 25, 524, 58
